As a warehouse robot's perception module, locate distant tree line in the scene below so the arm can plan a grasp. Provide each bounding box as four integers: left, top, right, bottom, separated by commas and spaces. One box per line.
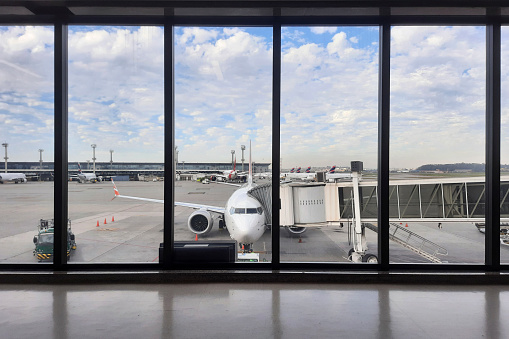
414, 163, 509, 172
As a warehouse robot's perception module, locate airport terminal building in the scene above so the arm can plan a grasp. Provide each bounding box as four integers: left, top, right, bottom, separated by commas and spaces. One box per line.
1, 162, 270, 181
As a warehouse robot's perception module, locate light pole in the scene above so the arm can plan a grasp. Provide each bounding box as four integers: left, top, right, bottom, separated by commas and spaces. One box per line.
241, 145, 245, 172
2, 143, 8, 173
38, 149, 44, 169
109, 149, 114, 169
175, 146, 179, 170
231, 150, 235, 168
91, 144, 97, 174
182, 161, 185, 170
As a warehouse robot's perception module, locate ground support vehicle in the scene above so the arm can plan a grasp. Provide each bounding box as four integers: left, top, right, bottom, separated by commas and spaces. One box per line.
33, 219, 76, 262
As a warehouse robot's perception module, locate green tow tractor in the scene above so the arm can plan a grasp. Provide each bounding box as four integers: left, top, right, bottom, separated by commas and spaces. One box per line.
33, 219, 76, 262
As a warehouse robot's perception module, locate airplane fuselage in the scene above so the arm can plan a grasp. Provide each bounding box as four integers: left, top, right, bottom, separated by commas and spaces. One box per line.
0, 173, 27, 184
223, 184, 266, 248
223, 170, 237, 180
78, 173, 99, 183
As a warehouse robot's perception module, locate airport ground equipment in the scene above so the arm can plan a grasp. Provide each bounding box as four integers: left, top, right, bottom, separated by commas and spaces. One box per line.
33, 219, 76, 262
159, 241, 237, 263
362, 223, 448, 263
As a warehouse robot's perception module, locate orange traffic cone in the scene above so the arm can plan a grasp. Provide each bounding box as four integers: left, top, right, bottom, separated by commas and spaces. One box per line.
405, 223, 408, 227
96, 220, 99, 227
298, 237, 302, 243
195, 234, 198, 241
112, 216, 115, 222
104, 218, 107, 225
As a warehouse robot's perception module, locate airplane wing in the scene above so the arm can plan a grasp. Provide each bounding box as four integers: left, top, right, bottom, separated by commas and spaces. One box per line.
112, 180, 225, 214
175, 202, 225, 214
214, 181, 242, 187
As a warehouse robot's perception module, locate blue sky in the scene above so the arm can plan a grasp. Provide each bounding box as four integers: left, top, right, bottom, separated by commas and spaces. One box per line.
0, 25, 498, 169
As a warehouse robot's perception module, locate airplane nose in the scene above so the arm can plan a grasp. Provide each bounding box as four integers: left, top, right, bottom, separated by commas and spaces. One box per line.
231, 216, 265, 244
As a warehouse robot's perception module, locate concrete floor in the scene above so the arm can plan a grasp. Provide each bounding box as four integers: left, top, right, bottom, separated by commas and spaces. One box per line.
1, 282, 509, 339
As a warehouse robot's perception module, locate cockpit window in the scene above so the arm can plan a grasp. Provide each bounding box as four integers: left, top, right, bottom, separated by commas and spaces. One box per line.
231, 207, 263, 215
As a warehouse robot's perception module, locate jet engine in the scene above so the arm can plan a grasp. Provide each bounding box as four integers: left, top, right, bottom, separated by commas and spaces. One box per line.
286, 226, 307, 236
188, 210, 214, 235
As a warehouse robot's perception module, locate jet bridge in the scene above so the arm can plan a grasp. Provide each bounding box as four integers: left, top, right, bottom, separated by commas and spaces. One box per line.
330, 176, 509, 223
248, 169, 509, 263
248, 182, 328, 235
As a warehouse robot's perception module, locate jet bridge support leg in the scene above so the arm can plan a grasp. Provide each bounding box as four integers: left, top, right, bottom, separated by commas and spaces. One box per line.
349, 163, 378, 263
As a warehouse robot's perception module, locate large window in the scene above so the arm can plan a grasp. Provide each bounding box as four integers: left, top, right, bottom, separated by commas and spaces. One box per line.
280, 26, 379, 263
0, 26, 54, 263
174, 27, 273, 262
1, 6, 508, 272
390, 26, 486, 264
68, 26, 164, 263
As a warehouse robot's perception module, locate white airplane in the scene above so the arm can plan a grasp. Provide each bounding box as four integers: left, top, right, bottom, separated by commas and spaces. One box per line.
325, 165, 352, 181
282, 166, 315, 181
112, 142, 266, 253
76, 163, 101, 183
0, 173, 27, 184
215, 158, 247, 182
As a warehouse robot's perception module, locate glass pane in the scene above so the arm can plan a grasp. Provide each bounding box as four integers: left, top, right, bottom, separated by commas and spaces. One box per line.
420, 184, 444, 218
281, 26, 379, 263
68, 26, 164, 263
390, 26, 485, 264
501, 26, 509, 262
0, 26, 54, 263
398, 185, 420, 218
174, 27, 273, 262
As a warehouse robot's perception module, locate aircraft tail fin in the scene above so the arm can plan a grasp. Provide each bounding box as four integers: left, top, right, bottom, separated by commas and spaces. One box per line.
77, 162, 82, 174
111, 179, 120, 200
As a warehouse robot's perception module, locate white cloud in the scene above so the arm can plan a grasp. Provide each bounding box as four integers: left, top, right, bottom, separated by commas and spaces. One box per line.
0, 25, 502, 169
390, 26, 486, 168
310, 27, 338, 35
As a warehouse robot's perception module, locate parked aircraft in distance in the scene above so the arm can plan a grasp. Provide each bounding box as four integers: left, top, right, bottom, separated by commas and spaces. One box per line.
77, 163, 101, 183
0, 173, 27, 184
283, 166, 315, 181
214, 158, 248, 182
326, 165, 352, 181
112, 142, 266, 253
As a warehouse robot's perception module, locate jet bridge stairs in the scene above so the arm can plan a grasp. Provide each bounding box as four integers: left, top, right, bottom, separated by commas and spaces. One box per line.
363, 222, 448, 263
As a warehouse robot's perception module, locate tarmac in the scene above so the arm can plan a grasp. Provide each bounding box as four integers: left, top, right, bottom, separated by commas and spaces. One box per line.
1, 178, 509, 264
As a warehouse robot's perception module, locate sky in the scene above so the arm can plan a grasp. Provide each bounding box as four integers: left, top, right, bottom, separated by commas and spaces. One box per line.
0, 25, 504, 169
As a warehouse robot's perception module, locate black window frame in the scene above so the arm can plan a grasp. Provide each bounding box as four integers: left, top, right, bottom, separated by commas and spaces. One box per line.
0, 4, 506, 273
